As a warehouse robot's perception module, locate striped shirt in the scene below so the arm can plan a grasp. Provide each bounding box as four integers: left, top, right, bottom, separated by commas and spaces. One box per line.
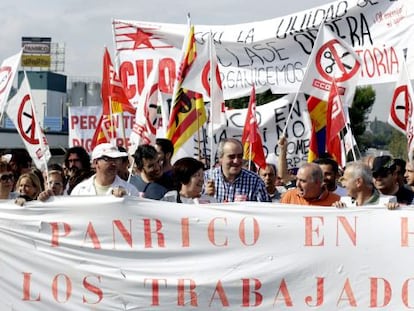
204, 168, 271, 203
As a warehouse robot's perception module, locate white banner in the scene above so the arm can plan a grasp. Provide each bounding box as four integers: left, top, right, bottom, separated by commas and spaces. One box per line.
113, 0, 414, 103
1, 197, 414, 310
68, 96, 311, 168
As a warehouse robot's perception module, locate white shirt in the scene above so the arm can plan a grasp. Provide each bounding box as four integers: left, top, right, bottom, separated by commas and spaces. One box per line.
71, 175, 139, 196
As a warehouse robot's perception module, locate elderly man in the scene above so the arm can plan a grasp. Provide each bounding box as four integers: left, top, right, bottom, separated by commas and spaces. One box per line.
280, 162, 339, 206
204, 138, 270, 202
333, 161, 396, 207
70, 143, 139, 196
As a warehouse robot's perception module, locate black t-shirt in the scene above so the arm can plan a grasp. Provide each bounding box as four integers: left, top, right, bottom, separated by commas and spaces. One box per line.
395, 186, 414, 205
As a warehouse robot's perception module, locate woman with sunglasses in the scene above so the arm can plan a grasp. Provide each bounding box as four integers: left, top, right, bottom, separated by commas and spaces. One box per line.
0, 160, 18, 200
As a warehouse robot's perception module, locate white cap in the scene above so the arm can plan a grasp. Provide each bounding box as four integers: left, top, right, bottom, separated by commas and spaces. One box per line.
91, 143, 128, 160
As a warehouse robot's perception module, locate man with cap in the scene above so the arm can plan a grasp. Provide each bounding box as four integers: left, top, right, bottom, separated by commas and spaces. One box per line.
372, 155, 414, 205
70, 143, 139, 196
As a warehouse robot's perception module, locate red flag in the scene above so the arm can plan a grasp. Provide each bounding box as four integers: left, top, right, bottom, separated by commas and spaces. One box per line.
92, 48, 136, 149
166, 24, 206, 151
326, 80, 346, 166
241, 86, 266, 170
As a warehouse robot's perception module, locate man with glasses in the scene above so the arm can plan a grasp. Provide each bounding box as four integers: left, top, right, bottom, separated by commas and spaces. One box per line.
372, 155, 414, 205
70, 143, 139, 196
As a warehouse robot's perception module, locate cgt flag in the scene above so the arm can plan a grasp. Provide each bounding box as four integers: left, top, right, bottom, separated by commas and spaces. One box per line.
241, 86, 266, 170
92, 48, 136, 149
166, 24, 206, 151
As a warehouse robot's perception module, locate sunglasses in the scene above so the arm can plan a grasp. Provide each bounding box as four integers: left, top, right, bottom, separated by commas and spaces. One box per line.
0, 174, 14, 182
98, 156, 120, 162
373, 170, 390, 179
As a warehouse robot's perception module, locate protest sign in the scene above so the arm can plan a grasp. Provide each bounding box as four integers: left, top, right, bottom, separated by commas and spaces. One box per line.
1, 197, 414, 310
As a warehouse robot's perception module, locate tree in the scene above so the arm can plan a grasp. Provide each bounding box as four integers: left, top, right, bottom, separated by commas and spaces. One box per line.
348, 86, 376, 151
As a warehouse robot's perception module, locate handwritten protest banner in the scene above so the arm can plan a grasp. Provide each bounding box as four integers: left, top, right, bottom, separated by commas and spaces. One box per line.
1, 196, 414, 310
113, 0, 413, 104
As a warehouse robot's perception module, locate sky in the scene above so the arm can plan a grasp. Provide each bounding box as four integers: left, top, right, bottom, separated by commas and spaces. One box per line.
0, 0, 389, 121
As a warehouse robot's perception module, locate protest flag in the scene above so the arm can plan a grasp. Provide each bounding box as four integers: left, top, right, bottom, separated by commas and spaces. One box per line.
326, 79, 346, 167
307, 96, 327, 163
241, 86, 266, 170
6, 73, 51, 171
91, 47, 136, 149
129, 60, 161, 154
0, 51, 22, 120
388, 58, 414, 162
300, 24, 361, 107
166, 23, 207, 151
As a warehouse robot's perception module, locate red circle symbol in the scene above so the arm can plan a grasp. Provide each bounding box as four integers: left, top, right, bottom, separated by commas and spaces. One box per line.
315, 39, 360, 82
201, 60, 222, 97
17, 94, 40, 144
390, 85, 412, 131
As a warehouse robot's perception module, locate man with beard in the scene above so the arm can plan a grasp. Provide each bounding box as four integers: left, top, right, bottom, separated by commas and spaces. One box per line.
372, 155, 414, 205
63, 146, 94, 194
129, 144, 171, 200
204, 138, 270, 202
280, 163, 340, 206
70, 143, 139, 196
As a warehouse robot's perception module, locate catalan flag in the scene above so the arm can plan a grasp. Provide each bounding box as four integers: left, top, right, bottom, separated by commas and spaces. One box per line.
166, 24, 206, 151
307, 96, 327, 163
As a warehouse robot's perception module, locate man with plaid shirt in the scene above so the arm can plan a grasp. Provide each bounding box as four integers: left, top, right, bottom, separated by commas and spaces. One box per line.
204, 138, 271, 203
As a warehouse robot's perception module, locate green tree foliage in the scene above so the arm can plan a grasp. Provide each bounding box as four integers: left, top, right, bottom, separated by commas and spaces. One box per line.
348, 86, 375, 150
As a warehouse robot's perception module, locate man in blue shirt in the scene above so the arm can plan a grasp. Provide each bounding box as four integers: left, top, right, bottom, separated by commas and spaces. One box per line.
204, 138, 270, 202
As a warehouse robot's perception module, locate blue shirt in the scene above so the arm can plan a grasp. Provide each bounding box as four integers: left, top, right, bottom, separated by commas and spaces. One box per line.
204, 167, 271, 203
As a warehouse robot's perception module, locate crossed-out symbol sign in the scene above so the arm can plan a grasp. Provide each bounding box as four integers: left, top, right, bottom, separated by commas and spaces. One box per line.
17, 94, 40, 144
0, 66, 12, 95
315, 39, 360, 82
390, 85, 412, 131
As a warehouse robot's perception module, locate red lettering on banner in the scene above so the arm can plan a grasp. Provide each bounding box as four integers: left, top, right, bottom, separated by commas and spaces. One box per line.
119, 58, 176, 100
82, 275, 103, 304
304, 216, 325, 246
70, 115, 99, 130
22, 272, 41, 301
144, 278, 167, 306
83, 222, 101, 249
112, 220, 132, 248
178, 279, 198, 306
239, 217, 260, 246
52, 274, 72, 303
370, 277, 391, 307
305, 277, 324, 307
143, 218, 165, 248
208, 217, 228, 247
72, 138, 93, 153
22, 272, 103, 304
49, 222, 72, 247
337, 278, 357, 307
242, 278, 263, 307
401, 217, 414, 247
273, 278, 293, 307
181, 218, 190, 247
336, 216, 357, 246
355, 45, 399, 79
209, 280, 230, 307
402, 278, 414, 308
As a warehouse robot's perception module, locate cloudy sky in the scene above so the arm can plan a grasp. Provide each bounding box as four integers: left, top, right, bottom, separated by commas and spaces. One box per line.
0, 0, 389, 120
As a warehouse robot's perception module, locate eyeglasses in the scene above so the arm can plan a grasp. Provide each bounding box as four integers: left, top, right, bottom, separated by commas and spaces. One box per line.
48, 181, 63, 187
0, 174, 14, 182
98, 156, 120, 162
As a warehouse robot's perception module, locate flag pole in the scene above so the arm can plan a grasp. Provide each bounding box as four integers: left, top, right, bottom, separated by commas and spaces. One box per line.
281, 22, 325, 137
208, 31, 215, 173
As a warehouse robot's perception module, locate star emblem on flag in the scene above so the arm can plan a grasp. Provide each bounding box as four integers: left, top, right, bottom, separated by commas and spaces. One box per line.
124, 29, 156, 50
